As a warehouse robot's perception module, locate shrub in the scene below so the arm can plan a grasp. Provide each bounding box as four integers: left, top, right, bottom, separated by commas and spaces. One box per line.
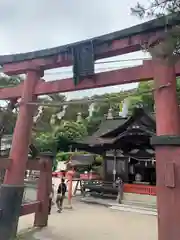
94, 155, 103, 165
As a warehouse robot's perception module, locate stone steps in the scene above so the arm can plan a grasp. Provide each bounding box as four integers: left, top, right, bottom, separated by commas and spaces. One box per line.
122, 200, 157, 210
109, 204, 157, 216
81, 196, 157, 216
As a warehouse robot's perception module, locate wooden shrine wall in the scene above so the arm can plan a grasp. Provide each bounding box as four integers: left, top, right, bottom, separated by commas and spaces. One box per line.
103, 150, 129, 182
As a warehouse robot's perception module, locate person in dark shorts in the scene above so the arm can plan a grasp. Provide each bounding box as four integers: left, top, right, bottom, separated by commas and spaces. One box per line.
56, 178, 67, 212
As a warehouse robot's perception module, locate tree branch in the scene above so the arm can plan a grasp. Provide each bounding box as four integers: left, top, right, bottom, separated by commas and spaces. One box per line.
131, 0, 180, 18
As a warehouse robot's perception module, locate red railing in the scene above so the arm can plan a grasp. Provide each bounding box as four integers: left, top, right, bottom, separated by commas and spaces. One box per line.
0, 155, 52, 227
20, 201, 41, 216
124, 184, 156, 196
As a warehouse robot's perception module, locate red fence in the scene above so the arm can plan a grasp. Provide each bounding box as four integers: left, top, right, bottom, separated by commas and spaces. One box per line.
124, 184, 156, 196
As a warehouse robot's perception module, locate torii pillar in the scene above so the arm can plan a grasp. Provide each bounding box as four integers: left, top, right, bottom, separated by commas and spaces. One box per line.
151, 56, 180, 240
0, 69, 41, 239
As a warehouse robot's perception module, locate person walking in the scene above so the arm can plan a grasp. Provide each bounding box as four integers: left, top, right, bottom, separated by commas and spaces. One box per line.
56, 178, 67, 213
116, 177, 124, 204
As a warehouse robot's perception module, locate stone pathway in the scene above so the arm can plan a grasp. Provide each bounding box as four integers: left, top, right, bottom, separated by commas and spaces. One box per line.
17, 200, 157, 240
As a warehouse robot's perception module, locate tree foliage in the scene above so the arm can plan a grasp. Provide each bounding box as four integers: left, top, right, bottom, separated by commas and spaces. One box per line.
131, 1, 180, 61
54, 120, 88, 151
34, 120, 88, 153
0, 75, 23, 88
34, 132, 56, 153
129, 81, 155, 112
131, 0, 180, 19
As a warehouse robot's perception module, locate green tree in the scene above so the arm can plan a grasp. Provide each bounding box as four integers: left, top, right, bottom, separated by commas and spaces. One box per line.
54, 120, 88, 151
131, 1, 179, 19
33, 132, 59, 170
131, 1, 180, 61
128, 79, 180, 112
54, 120, 88, 141
128, 81, 154, 112
0, 75, 23, 88
128, 95, 144, 112
176, 78, 180, 102
34, 120, 88, 153
34, 132, 57, 153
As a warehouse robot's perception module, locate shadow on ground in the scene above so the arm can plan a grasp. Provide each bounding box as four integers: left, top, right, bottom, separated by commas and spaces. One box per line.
16, 226, 62, 240
16, 227, 39, 239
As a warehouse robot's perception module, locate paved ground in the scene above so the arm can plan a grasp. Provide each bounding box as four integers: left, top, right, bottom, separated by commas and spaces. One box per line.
17, 199, 157, 240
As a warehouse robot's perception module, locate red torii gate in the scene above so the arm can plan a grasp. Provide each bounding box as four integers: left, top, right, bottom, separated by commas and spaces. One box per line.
0, 15, 179, 240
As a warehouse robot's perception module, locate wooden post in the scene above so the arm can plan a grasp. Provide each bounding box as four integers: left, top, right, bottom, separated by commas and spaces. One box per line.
0, 70, 41, 240
34, 152, 53, 227
67, 170, 74, 209
151, 58, 180, 240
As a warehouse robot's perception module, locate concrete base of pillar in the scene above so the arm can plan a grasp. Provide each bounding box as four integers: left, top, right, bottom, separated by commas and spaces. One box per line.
64, 204, 73, 210
0, 184, 24, 240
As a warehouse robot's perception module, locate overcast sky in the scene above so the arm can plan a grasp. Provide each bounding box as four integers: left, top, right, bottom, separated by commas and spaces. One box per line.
0, 0, 150, 99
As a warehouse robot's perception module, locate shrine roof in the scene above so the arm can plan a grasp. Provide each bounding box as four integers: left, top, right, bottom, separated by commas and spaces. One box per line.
69, 154, 95, 166
0, 14, 179, 64
92, 118, 127, 138
72, 107, 156, 151
102, 108, 155, 138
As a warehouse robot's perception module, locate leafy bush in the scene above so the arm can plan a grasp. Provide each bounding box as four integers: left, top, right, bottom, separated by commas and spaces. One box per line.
34, 132, 57, 153
94, 155, 103, 165
56, 152, 71, 162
